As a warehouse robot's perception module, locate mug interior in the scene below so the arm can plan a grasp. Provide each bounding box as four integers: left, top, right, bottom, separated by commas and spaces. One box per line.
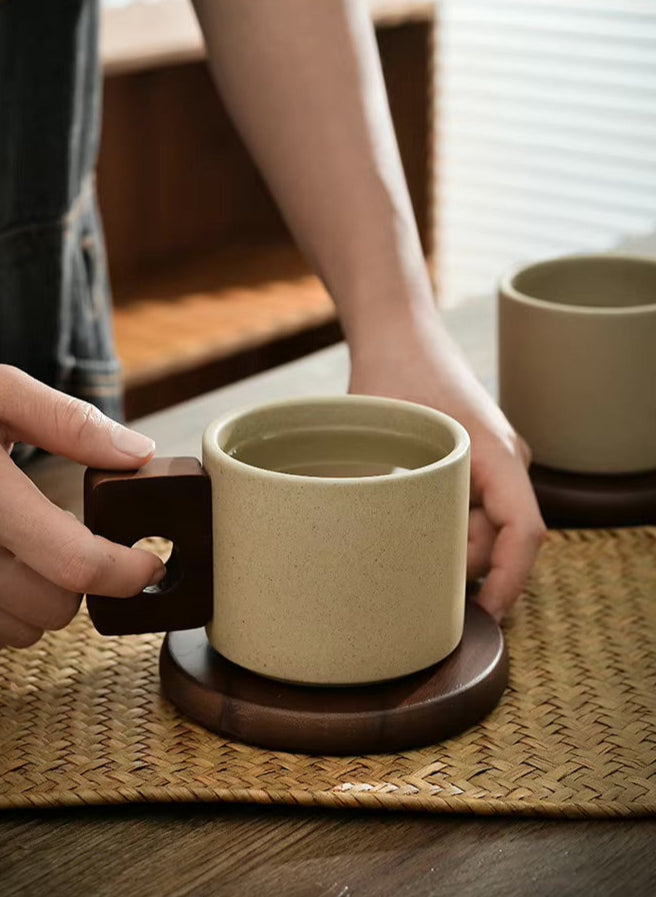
211, 397, 466, 479
511, 256, 656, 311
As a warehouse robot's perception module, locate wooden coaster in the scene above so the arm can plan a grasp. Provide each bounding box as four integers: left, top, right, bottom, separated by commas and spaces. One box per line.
159, 602, 508, 755
530, 464, 656, 529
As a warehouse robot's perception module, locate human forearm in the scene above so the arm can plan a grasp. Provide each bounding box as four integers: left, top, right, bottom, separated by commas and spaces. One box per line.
192, 0, 546, 618
192, 0, 435, 349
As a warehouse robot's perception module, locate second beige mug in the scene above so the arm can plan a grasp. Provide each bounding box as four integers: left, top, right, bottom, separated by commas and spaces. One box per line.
498, 254, 656, 475
85, 395, 471, 686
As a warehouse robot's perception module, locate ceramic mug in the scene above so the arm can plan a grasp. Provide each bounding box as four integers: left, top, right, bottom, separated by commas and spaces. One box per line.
498, 254, 656, 475
85, 395, 471, 686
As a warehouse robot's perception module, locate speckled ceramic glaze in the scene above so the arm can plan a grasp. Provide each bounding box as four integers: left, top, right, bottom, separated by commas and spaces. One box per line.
201, 396, 470, 686
499, 254, 656, 475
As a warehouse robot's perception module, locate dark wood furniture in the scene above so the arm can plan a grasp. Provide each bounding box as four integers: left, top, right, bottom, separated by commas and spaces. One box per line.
530, 464, 656, 528
98, 0, 435, 418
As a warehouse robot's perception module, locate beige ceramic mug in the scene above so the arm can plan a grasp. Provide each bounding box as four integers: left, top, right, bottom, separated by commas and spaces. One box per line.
85, 395, 471, 686
498, 254, 656, 474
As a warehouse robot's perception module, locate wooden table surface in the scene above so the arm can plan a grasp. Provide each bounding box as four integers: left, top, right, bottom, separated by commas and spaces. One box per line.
3, 297, 656, 897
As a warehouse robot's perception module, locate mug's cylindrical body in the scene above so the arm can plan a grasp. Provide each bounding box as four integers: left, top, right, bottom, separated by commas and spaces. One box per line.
202, 397, 470, 686
499, 255, 656, 474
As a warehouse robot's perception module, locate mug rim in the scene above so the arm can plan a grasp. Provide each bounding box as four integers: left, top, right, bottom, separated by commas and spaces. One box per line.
500, 253, 656, 317
202, 394, 470, 484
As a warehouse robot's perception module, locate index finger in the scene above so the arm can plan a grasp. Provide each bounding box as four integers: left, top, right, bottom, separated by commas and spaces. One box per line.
0, 365, 155, 468
0, 453, 164, 597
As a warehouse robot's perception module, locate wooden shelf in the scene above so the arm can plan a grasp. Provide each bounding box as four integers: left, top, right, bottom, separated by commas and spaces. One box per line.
114, 244, 335, 388
113, 244, 342, 419
101, 0, 436, 75
98, 6, 435, 418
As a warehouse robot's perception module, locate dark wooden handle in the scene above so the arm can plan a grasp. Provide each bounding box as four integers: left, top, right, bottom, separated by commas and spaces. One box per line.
84, 457, 213, 635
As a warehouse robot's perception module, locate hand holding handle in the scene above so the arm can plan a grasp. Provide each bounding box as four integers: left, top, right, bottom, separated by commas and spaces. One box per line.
84, 457, 213, 635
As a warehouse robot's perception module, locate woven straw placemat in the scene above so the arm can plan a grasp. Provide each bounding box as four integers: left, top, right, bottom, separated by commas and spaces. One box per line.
1, 528, 655, 817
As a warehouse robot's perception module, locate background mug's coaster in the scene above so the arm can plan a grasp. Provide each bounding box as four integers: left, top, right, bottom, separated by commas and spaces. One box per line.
530, 464, 656, 529
159, 601, 507, 755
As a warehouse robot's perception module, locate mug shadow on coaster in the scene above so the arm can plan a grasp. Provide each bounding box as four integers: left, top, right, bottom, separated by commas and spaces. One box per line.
84, 396, 508, 754
498, 254, 656, 528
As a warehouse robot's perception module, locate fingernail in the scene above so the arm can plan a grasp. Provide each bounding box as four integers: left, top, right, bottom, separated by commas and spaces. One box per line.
148, 565, 166, 586
488, 606, 504, 623
111, 424, 156, 458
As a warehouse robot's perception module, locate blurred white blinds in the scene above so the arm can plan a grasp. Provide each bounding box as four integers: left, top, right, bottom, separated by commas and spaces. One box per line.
435, 0, 656, 305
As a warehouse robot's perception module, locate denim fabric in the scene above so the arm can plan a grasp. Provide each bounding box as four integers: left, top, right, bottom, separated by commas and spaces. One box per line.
0, 0, 122, 423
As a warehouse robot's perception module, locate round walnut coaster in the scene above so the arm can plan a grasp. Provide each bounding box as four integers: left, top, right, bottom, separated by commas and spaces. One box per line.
530, 464, 656, 529
159, 602, 508, 755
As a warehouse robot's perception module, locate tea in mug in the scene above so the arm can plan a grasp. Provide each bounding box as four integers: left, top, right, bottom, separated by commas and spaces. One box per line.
228, 427, 440, 478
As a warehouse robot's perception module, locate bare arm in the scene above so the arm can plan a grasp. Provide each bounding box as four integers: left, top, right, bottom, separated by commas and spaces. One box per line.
192, 0, 433, 343
192, 0, 546, 617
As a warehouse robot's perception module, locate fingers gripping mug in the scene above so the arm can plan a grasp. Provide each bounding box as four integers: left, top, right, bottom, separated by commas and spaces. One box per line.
85, 396, 471, 686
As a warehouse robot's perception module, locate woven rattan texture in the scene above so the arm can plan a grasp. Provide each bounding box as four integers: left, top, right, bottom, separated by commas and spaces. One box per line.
1, 528, 655, 816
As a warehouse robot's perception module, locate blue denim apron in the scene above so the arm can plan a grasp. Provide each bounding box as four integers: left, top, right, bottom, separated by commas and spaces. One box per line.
0, 0, 122, 427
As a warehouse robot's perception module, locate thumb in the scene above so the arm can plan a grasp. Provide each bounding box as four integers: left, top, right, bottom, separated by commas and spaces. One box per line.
0, 365, 155, 468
